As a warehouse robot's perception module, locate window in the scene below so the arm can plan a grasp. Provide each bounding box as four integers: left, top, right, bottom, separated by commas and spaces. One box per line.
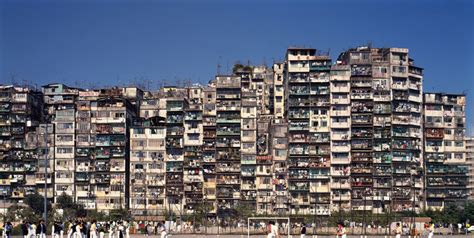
57, 148, 73, 154
114, 112, 125, 118
275, 149, 286, 157
77, 135, 89, 143
133, 128, 145, 134
148, 139, 164, 147
188, 134, 199, 141
242, 131, 253, 137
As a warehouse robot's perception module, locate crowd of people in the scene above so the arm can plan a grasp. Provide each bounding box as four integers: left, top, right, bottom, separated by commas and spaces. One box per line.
2, 218, 472, 238
2, 220, 169, 238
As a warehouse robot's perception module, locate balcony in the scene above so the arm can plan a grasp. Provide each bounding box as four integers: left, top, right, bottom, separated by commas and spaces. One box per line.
216, 117, 240, 124
166, 102, 184, 111
372, 66, 389, 78
425, 128, 444, 139
351, 102, 373, 113
289, 121, 309, 131
332, 194, 351, 201
288, 73, 309, 83
331, 84, 350, 93
289, 86, 309, 95
289, 182, 309, 191
351, 66, 372, 76
409, 66, 423, 76
392, 82, 408, 90
309, 72, 330, 82
310, 62, 331, 71
288, 98, 311, 107
331, 120, 349, 128
331, 132, 349, 141
332, 95, 351, 105
392, 66, 408, 77
408, 94, 422, 103
288, 110, 309, 119
332, 144, 350, 153
184, 113, 203, 121
166, 115, 183, 124
352, 115, 373, 125
331, 182, 350, 189
351, 92, 372, 100
216, 128, 240, 136
310, 184, 330, 193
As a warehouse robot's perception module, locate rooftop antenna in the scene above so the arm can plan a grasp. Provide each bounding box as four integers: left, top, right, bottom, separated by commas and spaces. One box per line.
217, 56, 222, 75
226, 60, 230, 75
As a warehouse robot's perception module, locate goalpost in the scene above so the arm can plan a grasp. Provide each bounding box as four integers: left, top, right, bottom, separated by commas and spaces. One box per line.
247, 217, 291, 238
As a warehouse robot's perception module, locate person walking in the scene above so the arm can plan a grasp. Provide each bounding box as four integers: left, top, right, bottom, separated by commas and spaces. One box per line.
300, 223, 306, 238
29, 221, 37, 238
53, 221, 62, 238
428, 222, 435, 238
395, 223, 402, 238
266, 221, 279, 238
22, 221, 29, 238
75, 222, 82, 238
337, 223, 347, 238
67, 221, 73, 238
38, 220, 47, 238
159, 222, 167, 238
4, 222, 12, 238
90, 220, 98, 238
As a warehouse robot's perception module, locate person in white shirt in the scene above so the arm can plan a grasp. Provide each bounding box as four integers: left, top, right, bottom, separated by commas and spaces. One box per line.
124, 222, 130, 238
428, 222, 435, 238
266, 221, 278, 238
108, 222, 114, 238
90, 220, 98, 238
29, 223, 36, 238
159, 222, 167, 238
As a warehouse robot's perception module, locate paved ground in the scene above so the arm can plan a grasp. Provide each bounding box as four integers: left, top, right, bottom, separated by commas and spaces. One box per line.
9, 235, 471, 238
159, 235, 471, 238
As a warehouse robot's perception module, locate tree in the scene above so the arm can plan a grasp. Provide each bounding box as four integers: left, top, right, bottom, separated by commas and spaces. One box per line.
25, 192, 51, 216
87, 210, 107, 222
57, 193, 74, 209
108, 209, 129, 221
55, 193, 88, 220
5, 204, 40, 223
461, 201, 474, 223
442, 203, 461, 224
234, 203, 255, 222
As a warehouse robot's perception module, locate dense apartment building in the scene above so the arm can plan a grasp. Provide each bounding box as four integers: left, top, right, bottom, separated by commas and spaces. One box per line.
337, 47, 425, 214
285, 47, 332, 215
0, 85, 43, 207
0, 46, 470, 218
424, 93, 468, 208
215, 75, 242, 216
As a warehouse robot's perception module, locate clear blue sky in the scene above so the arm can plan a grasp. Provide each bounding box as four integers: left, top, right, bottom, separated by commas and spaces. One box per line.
1, 0, 473, 130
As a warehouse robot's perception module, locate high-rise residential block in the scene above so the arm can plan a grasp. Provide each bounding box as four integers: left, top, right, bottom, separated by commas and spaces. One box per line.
0, 45, 469, 219
424, 93, 468, 209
